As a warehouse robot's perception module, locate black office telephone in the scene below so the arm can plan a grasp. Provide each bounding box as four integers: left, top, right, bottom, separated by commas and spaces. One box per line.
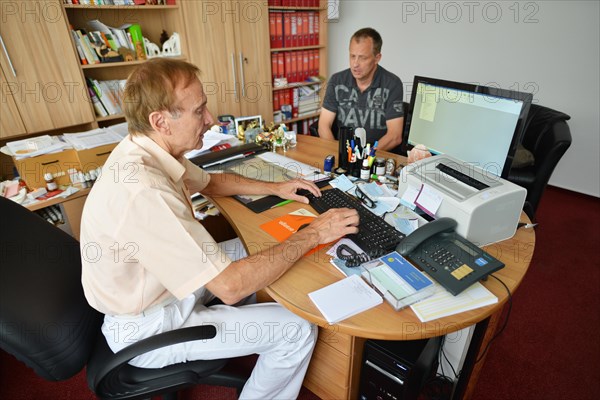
396, 218, 505, 295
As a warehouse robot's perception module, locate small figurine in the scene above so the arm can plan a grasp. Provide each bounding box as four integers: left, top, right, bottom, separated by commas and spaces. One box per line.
237, 124, 245, 141
144, 37, 161, 58
271, 124, 289, 153
92, 44, 123, 62
162, 32, 181, 56
160, 30, 169, 47
118, 47, 136, 62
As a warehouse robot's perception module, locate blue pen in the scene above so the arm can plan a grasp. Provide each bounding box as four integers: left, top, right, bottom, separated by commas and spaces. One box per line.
371, 140, 378, 156
350, 139, 355, 150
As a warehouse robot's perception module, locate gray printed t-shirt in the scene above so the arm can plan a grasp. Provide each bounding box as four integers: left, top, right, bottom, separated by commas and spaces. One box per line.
322, 65, 404, 144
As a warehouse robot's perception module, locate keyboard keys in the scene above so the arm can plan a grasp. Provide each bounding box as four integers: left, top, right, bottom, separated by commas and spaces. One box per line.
306, 188, 405, 256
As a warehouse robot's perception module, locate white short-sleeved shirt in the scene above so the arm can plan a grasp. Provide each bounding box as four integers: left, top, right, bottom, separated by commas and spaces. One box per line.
80, 134, 231, 316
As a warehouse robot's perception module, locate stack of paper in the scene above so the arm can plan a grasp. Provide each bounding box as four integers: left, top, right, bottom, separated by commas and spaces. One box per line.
410, 282, 498, 322
62, 128, 123, 150
257, 152, 330, 182
308, 275, 383, 324
184, 131, 240, 159
5, 135, 70, 159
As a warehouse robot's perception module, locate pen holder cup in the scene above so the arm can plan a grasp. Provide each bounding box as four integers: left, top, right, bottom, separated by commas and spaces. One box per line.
337, 126, 355, 171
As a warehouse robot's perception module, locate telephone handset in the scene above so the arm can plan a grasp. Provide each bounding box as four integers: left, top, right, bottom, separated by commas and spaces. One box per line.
397, 218, 457, 256
396, 217, 505, 295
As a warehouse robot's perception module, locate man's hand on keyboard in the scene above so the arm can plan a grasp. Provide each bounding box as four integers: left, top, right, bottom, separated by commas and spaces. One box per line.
270, 178, 321, 204
301, 208, 359, 244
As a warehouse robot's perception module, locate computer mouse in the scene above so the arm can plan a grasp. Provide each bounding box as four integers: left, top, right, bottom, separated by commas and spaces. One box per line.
296, 188, 311, 197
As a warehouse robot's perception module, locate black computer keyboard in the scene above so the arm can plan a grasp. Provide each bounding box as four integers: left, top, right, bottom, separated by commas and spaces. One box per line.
305, 188, 405, 257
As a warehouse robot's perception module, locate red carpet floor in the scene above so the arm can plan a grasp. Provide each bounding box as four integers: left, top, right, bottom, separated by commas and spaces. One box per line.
470, 186, 600, 400
1, 186, 598, 399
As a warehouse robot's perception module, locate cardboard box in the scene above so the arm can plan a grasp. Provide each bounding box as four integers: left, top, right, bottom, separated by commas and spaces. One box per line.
13, 149, 80, 189
75, 143, 117, 173
13, 142, 118, 189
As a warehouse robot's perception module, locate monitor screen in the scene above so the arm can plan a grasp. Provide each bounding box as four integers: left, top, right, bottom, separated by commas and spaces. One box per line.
405, 76, 532, 178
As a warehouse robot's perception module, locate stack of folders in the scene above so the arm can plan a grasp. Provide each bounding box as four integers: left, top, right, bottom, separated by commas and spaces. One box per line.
361, 251, 436, 311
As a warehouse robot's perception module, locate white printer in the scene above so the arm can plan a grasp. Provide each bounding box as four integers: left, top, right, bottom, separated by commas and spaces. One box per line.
397, 155, 526, 245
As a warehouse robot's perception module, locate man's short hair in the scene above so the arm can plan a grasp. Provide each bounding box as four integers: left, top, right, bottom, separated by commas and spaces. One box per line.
351, 27, 383, 55
123, 58, 200, 135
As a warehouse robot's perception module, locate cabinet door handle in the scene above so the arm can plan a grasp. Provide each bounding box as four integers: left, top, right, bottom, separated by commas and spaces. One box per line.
0, 34, 17, 77
239, 52, 245, 98
231, 53, 238, 99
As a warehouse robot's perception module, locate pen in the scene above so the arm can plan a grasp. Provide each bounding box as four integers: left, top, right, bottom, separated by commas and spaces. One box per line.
371, 140, 378, 157
271, 199, 294, 209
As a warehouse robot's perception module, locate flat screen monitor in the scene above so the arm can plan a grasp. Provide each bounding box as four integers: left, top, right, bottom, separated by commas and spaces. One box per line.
405, 76, 532, 178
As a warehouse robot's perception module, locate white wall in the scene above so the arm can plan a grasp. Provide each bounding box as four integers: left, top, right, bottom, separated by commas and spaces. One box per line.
326, 0, 599, 197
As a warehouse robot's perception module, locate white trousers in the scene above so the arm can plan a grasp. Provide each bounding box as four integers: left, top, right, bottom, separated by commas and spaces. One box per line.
102, 239, 318, 399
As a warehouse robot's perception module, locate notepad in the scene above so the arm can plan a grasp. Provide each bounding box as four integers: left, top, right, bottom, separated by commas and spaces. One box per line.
410, 282, 498, 322
308, 275, 383, 324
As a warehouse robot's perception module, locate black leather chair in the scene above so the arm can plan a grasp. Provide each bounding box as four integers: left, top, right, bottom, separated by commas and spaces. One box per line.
0, 197, 248, 399
309, 116, 337, 138
508, 104, 572, 220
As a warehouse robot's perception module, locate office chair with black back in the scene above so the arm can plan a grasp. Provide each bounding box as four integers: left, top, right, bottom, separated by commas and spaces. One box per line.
0, 196, 248, 399
508, 104, 573, 220
309, 116, 338, 138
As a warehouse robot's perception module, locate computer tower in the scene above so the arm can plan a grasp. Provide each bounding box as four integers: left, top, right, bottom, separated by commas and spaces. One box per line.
359, 337, 442, 400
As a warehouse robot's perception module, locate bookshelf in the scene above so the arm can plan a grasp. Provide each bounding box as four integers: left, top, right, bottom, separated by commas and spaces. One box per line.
268, 0, 328, 134
62, 2, 188, 126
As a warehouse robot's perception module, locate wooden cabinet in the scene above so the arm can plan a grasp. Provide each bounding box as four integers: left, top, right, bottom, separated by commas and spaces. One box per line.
0, 67, 26, 138
181, 1, 329, 130
63, 2, 188, 127
181, 1, 273, 120
0, 0, 95, 138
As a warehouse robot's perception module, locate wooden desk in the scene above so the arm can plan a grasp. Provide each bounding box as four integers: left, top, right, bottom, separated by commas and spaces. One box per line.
211, 135, 536, 399
24, 187, 91, 241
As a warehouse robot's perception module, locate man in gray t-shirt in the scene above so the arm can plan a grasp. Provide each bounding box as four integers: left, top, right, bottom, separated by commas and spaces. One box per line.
319, 28, 404, 152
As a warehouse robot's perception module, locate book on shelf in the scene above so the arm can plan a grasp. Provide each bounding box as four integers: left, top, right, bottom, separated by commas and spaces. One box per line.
297, 108, 320, 118
74, 29, 100, 64
86, 31, 124, 62
86, 79, 126, 117
87, 20, 143, 58
87, 86, 108, 117
70, 30, 88, 65
269, 10, 319, 48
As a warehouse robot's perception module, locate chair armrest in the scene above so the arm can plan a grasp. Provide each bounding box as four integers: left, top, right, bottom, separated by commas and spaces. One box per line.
91, 325, 217, 388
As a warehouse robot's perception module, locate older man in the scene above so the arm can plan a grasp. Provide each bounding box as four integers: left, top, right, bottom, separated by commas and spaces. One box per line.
80, 58, 359, 399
